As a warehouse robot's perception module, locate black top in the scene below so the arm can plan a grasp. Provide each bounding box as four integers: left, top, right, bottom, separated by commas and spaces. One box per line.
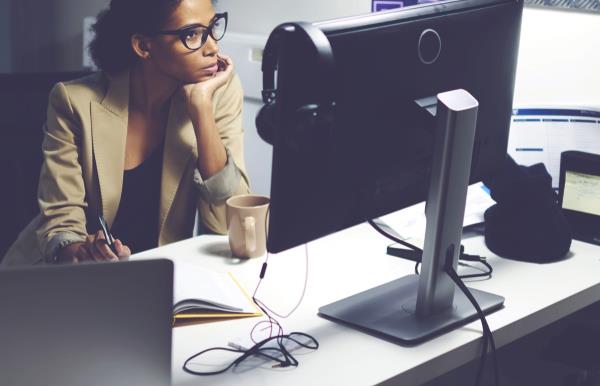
111, 145, 163, 254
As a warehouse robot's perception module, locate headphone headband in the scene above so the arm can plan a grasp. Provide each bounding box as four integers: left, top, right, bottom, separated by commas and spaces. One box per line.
257, 21, 336, 147
261, 22, 335, 105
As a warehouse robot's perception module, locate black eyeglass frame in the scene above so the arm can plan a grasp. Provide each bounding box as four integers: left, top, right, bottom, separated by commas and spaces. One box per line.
155, 12, 228, 51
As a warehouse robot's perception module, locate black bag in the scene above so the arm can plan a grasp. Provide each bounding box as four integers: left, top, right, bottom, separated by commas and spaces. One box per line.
483, 155, 572, 263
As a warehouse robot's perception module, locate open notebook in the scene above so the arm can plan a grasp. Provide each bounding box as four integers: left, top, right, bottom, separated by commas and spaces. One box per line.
173, 262, 261, 321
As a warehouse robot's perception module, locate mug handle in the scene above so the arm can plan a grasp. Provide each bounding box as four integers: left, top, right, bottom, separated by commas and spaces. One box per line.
243, 217, 256, 255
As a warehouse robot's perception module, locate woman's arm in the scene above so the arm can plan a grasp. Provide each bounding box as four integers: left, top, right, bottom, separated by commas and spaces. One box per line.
35, 82, 89, 261
35, 82, 131, 263
197, 73, 251, 234
182, 57, 251, 234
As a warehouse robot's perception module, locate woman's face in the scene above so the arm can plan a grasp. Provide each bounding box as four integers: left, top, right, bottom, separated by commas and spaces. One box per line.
148, 0, 220, 84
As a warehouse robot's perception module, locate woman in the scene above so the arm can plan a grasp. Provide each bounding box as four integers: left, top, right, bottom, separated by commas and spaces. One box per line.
2, 0, 250, 265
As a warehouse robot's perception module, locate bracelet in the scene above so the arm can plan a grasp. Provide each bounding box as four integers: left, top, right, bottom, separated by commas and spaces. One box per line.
47, 238, 85, 264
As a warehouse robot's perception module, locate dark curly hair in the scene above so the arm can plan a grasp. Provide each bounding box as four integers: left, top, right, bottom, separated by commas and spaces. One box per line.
89, 0, 184, 75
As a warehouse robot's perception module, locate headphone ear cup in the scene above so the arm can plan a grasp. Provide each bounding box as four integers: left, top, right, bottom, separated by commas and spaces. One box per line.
284, 104, 335, 152
258, 22, 336, 148
256, 103, 276, 145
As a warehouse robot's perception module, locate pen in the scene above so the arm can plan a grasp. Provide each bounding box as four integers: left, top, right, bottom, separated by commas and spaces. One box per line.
98, 215, 118, 256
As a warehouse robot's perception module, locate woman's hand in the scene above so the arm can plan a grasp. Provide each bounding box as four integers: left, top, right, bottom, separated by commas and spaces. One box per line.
56, 231, 131, 264
182, 54, 234, 111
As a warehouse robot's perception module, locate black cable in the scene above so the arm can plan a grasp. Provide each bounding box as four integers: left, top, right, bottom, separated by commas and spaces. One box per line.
369, 217, 498, 385
368, 219, 422, 252
183, 292, 320, 376
184, 226, 319, 376
457, 259, 493, 280
183, 288, 319, 376
411, 256, 492, 279
444, 254, 499, 386
183, 332, 319, 376
371, 219, 492, 280
369, 219, 424, 275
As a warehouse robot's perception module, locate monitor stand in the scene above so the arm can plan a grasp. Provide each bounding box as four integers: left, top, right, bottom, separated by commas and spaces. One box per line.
319, 89, 504, 345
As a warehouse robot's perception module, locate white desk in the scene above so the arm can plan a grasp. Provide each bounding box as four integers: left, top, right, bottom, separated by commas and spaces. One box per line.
135, 223, 600, 386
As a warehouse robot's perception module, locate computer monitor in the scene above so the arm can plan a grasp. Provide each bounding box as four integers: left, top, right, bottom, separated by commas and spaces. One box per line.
263, 0, 523, 343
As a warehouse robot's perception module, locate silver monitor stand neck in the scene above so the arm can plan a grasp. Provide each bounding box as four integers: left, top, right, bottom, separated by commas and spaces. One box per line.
319, 89, 505, 345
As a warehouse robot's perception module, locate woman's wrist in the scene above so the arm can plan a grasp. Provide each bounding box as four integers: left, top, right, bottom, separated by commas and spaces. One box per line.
54, 242, 85, 264
45, 233, 87, 264
187, 96, 213, 117
189, 101, 217, 140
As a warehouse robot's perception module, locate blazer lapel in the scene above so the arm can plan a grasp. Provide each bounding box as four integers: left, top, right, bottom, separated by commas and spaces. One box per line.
90, 71, 129, 226
158, 91, 196, 238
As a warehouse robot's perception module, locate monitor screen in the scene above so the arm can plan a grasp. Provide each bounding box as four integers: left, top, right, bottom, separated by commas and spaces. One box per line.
562, 171, 600, 217
507, 107, 600, 188
559, 151, 600, 245
266, 0, 523, 254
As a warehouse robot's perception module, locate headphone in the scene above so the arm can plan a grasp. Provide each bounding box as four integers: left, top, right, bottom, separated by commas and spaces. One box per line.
256, 22, 337, 148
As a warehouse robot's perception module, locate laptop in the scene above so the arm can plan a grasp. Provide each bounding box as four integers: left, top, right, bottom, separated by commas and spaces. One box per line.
0, 259, 173, 386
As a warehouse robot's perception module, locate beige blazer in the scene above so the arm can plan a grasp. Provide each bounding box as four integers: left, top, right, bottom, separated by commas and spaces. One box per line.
2, 71, 250, 266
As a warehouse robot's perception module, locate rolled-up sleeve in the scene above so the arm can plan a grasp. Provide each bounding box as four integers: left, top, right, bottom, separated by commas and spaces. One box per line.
196, 74, 251, 234
193, 147, 242, 204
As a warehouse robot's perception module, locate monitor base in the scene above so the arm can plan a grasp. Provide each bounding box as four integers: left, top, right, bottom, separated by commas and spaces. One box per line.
318, 274, 504, 345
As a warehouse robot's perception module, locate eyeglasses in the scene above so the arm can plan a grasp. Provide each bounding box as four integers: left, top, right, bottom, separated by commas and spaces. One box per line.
155, 12, 228, 51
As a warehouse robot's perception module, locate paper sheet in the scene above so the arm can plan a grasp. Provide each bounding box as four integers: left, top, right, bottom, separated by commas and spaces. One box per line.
379, 182, 494, 241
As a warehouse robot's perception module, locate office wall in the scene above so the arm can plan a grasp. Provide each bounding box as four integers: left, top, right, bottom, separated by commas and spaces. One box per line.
218, 0, 370, 35
9, 0, 106, 72
0, 0, 10, 72
5, 0, 367, 74
514, 7, 600, 108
